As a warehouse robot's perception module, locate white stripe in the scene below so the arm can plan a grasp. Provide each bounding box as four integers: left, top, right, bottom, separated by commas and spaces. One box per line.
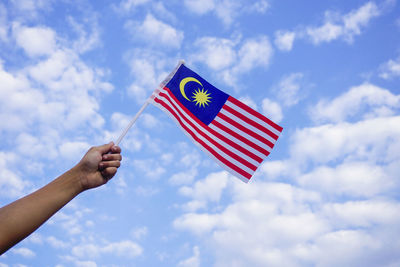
159, 88, 261, 166
156, 94, 255, 175
153, 98, 252, 181
208, 123, 267, 159
214, 116, 273, 152
225, 99, 282, 137
220, 108, 277, 144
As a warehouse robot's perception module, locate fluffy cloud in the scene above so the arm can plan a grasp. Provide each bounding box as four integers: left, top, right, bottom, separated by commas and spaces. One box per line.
261, 98, 283, 123
192, 35, 273, 88
125, 14, 183, 49
276, 72, 305, 107
274, 30, 296, 51
275, 2, 383, 50
0, 152, 31, 198
184, 0, 269, 26
13, 23, 56, 57
178, 246, 200, 267
12, 247, 36, 258
379, 56, 400, 79
173, 81, 400, 266
71, 240, 143, 259
310, 83, 400, 123
307, 2, 380, 44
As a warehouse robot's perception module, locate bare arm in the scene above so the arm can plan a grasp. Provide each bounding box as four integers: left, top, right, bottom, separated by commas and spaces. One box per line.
0, 142, 122, 255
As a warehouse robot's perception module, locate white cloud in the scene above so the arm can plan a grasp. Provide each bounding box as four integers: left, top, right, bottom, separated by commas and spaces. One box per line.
234, 36, 273, 73
307, 2, 380, 44
179, 171, 228, 211
133, 158, 166, 180
178, 246, 200, 267
193, 35, 273, 88
0, 152, 30, 198
114, 0, 150, 13
299, 162, 393, 197
59, 141, 90, 162
184, 0, 269, 26
67, 16, 101, 54
276, 72, 305, 107
310, 83, 400, 123
125, 14, 183, 49
274, 30, 296, 51
192, 37, 237, 70
276, 2, 383, 49
12, 247, 36, 258
130, 226, 148, 240
74, 261, 97, 267
184, 0, 215, 15
125, 49, 172, 104
47, 236, 69, 249
169, 168, 198, 185
261, 98, 283, 123
71, 240, 143, 259
13, 23, 56, 57
173, 80, 400, 266
379, 56, 400, 79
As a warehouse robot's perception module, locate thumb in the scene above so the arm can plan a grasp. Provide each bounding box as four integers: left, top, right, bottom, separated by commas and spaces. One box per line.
96, 142, 114, 154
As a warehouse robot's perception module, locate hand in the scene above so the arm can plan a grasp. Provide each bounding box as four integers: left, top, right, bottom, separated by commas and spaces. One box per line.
75, 142, 122, 191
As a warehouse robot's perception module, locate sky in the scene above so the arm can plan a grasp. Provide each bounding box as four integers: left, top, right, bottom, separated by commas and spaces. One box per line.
0, 0, 400, 266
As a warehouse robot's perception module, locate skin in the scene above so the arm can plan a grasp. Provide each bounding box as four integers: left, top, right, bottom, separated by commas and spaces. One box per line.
0, 142, 122, 255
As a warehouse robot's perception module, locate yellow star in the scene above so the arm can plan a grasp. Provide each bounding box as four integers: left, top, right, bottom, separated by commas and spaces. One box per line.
192, 88, 212, 108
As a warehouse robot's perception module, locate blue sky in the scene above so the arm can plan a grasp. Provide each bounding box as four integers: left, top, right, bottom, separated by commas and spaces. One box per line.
1, 0, 400, 266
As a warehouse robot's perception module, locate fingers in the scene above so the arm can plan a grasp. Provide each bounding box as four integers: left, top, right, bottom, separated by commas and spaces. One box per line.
102, 153, 122, 161
96, 142, 114, 154
99, 160, 121, 169
101, 167, 118, 180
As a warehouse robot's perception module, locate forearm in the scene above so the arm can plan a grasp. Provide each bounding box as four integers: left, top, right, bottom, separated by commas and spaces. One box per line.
0, 167, 83, 254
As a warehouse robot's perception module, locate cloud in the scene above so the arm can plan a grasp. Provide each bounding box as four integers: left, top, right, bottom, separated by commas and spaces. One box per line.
183, 0, 269, 26
0, 152, 31, 198
274, 30, 296, 51
178, 171, 228, 211
178, 246, 200, 267
307, 2, 380, 44
71, 240, 143, 259
114, 0, 150, 13
12, 23, 56, 57
173, 80, 400, 266
379, 56, 400, 79
310, 83, 400, 123
261, 98, 283, 123
125, 14, 183, 49
275, 2, 383, 50
12, 247, 36, 258
192, 35, 273, 88
276, 72, 305, 107
192, 37, 237, 71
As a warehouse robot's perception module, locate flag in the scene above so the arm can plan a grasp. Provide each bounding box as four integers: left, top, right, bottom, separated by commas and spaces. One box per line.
150, 61, 283, 183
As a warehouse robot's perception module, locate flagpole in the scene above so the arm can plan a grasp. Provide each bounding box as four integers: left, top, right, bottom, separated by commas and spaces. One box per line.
115, 100, 150, 146
115, 60, 185, 146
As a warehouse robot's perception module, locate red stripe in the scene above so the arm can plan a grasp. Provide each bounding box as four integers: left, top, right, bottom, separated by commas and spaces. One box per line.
163, 87, 263, 163
158, 91, 257, 171
217, 112, 275, 149
211, 120, 271, 157
223, 104, 279, 140
154, 97, 252, 180
228, 96, 283, 132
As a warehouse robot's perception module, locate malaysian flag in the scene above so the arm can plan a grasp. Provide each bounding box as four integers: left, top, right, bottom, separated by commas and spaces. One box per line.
150, 61, 283, 182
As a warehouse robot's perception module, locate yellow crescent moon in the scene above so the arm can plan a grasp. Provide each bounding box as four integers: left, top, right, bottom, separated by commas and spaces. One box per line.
179, 77, 203, 101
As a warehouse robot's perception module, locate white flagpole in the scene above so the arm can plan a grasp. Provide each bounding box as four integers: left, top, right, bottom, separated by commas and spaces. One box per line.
115, 100, 150, 146
115, 60, 185, 146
